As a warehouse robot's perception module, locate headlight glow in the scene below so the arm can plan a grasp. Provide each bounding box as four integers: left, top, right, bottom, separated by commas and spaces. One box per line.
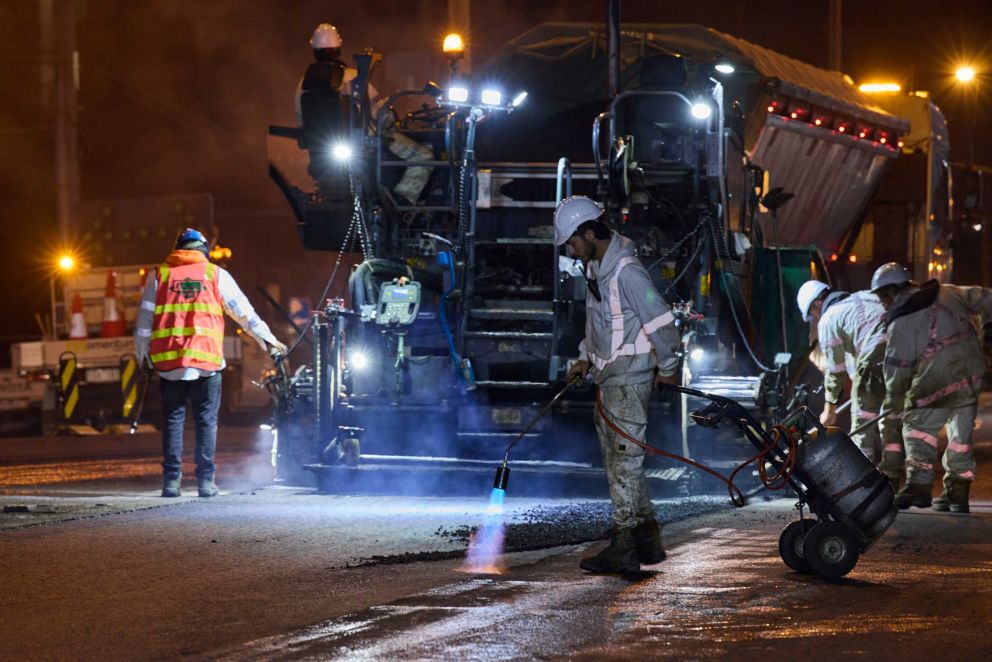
480, 89, 502, 106
690, 102, 712, 120
331, 143, 353, 161
448, 87, 469, 103
349, 351, 369, 370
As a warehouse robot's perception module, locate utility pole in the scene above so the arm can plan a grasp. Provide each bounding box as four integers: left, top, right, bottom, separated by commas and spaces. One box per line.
448, 0, 471, 74
827, 0, 842, 71
40, 0, 80, 243
608, 0, 621, 98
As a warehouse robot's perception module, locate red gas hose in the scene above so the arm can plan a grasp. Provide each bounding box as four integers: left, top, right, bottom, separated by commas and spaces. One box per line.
594, 388, 800, 507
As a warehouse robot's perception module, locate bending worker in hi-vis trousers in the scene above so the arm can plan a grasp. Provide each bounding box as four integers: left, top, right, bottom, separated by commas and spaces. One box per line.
872, 262, 990, 514
556, 195, 681, 574
796, 280, 903, 488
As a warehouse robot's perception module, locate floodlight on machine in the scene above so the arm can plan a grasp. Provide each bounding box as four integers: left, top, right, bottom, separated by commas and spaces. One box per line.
715, 62, 735, 74
448, 86, 470, 103
690, 348, 706, 362
690, 101, 712, 120
331, 142, 353, 161
511, 91, 528, 107
348, 350, 370, 371
480, 89, 502, 106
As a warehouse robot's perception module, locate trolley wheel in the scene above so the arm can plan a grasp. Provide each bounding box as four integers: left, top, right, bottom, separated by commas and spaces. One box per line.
778, 518, 817, 574
802, 521, 860, 578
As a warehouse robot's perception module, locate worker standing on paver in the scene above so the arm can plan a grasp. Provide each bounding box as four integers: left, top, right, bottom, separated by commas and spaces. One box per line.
872, 262, 990, 513
135, 228, 286, 498
557, 195, 681, 573
295, 23, 430, 204
796, 280, 902, 488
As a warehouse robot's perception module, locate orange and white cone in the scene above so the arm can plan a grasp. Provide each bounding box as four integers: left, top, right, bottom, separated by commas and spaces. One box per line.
100, 269, 126, 338
68, 293, 88, 339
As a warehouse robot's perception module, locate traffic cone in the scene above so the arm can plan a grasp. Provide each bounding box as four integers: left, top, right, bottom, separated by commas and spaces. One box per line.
68, 293, 88, 339
100, 269, 126, 337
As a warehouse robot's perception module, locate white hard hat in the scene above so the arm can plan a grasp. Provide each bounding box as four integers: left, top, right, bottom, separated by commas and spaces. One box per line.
870, 262, 911, 292
554, 195, 604, 246
310, 23, 342, 49
797, 280, 830, 322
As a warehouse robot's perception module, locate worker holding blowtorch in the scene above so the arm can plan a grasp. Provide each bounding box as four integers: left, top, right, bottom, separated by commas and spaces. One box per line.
796, 280, 902, 491
556, 195, 681, 574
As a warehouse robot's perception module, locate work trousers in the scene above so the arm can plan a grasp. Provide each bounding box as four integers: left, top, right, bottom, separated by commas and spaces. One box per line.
594, 381, 654, 529
851, 346, 903, 481
902, 404, 978, 489
160, 373, 222, 480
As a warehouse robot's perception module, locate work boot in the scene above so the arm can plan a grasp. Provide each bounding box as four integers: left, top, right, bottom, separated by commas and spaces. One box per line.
197, 478, 219, 498
888, 476, 901, 494
161, 476, 182, 498
580, 527, 640, 574
893, 482, 932, 510
933, 478, 971, 514
633, 518, 666, 564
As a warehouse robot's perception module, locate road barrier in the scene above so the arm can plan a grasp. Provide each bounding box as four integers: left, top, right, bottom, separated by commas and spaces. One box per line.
58, 352, 80, 422
120, 354, 139, 419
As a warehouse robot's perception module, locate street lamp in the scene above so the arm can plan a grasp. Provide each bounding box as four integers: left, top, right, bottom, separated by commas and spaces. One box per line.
51, 252, 77, 339
955, 66, 976, 83
57, 254, 75, 272
952, 64, 981, 164
442, 33, 465, 82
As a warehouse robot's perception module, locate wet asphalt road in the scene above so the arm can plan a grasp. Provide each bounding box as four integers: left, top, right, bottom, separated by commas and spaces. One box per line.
1, 424, 991, 660
216, 500, 992, 662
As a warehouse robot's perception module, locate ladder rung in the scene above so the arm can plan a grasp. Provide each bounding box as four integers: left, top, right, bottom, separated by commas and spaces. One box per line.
474, 380, 552, 388
469, 308, 554, 320
463, 331, 554, 340
474, 238, 554, 246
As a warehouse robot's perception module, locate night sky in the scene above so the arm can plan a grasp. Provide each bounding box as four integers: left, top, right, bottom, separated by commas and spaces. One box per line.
1, 0, 990, 356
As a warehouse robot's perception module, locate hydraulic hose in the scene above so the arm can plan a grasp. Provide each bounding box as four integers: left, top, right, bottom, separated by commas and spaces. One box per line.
594, 388, 800, 507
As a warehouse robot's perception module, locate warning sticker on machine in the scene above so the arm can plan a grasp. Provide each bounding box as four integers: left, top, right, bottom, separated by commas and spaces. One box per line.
491, 408, 523, 425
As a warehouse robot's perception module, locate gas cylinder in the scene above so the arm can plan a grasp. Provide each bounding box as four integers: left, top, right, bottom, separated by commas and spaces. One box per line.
794, 426, 897, 545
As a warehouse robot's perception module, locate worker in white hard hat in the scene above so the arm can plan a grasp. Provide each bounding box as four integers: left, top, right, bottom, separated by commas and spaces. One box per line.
294, 24, 431, 205
556, 195, 681, 574
872, 262, 991, 514
796, 279, 898, 487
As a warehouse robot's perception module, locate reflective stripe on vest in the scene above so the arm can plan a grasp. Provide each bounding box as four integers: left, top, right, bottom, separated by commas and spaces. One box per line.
587, 256, 674, 371
154, 302, 224, 315
149, 347, 225, 365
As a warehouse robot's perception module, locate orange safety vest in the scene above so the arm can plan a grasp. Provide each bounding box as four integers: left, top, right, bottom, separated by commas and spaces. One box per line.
149, 251, 225, 372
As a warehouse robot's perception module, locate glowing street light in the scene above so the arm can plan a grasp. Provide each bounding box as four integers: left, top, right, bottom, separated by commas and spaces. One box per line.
955, 66, 977, 83
57, 254, 76, 271
442, 33, 465, 81
442, 33, 465, 58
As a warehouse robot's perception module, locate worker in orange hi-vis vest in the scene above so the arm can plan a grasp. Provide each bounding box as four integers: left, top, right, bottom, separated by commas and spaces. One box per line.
134, 228, 287, 498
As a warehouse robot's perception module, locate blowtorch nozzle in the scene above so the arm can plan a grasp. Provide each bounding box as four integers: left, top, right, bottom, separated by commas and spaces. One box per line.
493, 463, 510, 491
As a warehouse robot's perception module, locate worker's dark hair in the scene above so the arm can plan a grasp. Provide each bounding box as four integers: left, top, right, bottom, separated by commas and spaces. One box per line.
574, 220, 611, 241
179, 240, 209, 258
313, 47, 342, 61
